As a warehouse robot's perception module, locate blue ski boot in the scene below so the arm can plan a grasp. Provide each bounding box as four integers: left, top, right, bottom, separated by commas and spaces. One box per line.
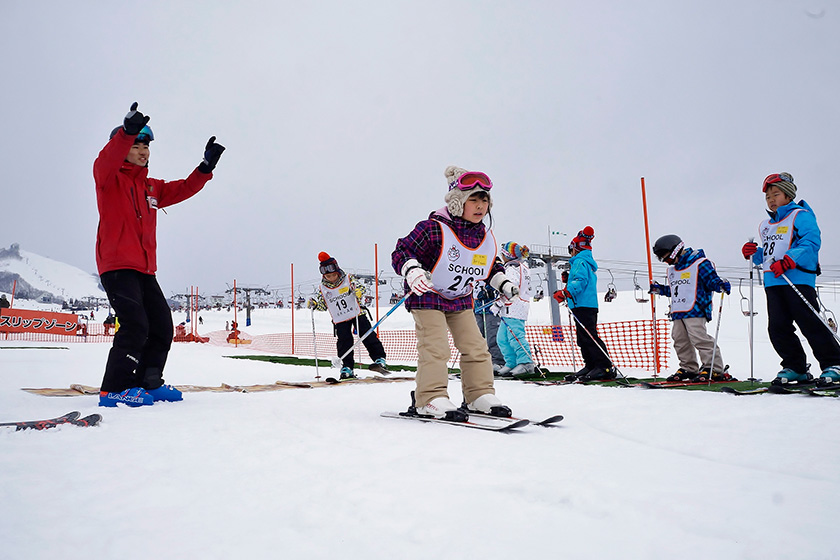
146, 384, 183, 402
816, 365, 840, 387
339, 367, 356, 380
771, 368, 813, 386
99, 387, 154, 407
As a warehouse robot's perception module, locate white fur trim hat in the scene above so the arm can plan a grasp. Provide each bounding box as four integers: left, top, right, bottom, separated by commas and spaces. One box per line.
443, 165, 493, 218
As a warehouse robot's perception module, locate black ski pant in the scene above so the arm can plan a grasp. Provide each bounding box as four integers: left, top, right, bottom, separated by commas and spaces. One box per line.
571, 306, 611, 370
100, 270, 173, 392
335, 312, 386, 369
766, 284, 840, 374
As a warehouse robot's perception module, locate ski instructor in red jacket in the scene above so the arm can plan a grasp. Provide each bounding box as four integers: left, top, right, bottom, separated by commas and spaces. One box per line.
94, 102, 224, 407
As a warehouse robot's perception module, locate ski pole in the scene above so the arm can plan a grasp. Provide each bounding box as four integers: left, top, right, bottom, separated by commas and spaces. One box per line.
567, 308, 578, 374
748, 248, 757, 384
707, 289, 726, 386
330, 293, 409, 368
474, 296, 502, 314
780, 273, 840, 346
566, 306, 631, 384
310, 307, 321, 380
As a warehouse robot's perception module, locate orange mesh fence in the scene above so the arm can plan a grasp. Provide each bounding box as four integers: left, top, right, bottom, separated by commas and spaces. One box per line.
204, 319, 670, 371
525, 319, 670, 371
5, 318, 668, 371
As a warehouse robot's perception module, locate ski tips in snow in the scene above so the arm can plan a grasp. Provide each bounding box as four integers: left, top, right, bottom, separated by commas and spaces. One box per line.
1, 411, 102, 431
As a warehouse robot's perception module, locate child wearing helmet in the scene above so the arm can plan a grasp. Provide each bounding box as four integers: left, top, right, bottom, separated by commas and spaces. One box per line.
308, 252, 388, 378
553, 227, 615, 381
493, 242, 535, 377
391, 166, 518, 421
741, 173, 840, 386
650, 234, 731, 382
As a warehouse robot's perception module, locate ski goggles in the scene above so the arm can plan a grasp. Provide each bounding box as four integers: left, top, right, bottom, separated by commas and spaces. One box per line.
135, 125, 154, 144
448, 171, 493, 192
762, 172, 793, 192
319, 262, 339, 275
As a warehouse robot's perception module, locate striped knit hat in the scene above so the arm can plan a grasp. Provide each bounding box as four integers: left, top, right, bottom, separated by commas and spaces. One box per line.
500, 241, 529, 261
762, 172, 796, 200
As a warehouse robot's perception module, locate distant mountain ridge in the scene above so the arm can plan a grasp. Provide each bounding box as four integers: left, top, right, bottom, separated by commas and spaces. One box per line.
0, 243, 105, 303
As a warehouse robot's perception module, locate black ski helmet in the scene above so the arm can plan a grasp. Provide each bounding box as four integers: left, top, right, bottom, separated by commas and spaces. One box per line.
653, 234, 683, 262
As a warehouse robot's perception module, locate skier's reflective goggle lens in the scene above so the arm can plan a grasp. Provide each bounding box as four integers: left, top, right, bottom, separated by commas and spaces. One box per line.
319, 262, 339, 274
448, 172, 493, 191
762, 172, 793, 192
135, 126, 154, 144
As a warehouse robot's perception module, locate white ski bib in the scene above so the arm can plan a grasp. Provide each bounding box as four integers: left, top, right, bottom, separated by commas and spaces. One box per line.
759, 209, 801, 273
320, 276, 360, 323
430, 221, 497, 300
498, 261, 532, 321
667, 258, 707, 314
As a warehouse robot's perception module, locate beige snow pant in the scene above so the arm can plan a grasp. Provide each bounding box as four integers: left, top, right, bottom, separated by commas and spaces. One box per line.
411, 308, 495, 408
671, 316, 725, 374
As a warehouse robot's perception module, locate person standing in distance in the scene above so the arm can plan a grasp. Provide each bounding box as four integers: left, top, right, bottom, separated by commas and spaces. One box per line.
95, 102, 225, 407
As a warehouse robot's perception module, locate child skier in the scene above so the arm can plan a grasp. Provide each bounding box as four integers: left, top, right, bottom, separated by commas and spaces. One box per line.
741, 172, 840, 386
650, 234, 732, 382
391, 165, 518, 421
309, 252, 388, 378
95, 102, 224, 407
473, 280, 506, 374
553, 227, 614, 381
493, 241, 535, 377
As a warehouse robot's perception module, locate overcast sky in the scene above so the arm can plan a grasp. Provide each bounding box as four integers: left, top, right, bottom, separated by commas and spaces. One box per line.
2, 0, 838, 301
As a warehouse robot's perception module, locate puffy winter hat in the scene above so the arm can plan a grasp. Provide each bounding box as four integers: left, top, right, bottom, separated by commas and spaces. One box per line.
318, 252, 339, 275
762, 172, 796, 200
443, 165, 493, 218
500, 241, 530, 261
569, 226, 595, 252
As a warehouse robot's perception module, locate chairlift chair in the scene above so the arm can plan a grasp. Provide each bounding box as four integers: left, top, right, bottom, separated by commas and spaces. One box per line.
604, 269, 617, 303
633, 271, 649, 303
739, 278, 758, 317
817, 286, 838, 333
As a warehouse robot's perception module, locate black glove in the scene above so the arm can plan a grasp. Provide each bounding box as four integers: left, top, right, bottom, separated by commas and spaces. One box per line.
649, 282, 666, 295
198, 136, 225, 174
123, 102, 150, 135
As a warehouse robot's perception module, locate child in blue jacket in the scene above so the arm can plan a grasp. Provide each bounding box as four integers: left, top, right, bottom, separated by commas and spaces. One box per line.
553, 227, 614, 381
741, 173, 840, 386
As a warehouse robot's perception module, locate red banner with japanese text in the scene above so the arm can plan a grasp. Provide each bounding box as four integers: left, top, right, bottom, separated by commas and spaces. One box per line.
0, 308, 80, 334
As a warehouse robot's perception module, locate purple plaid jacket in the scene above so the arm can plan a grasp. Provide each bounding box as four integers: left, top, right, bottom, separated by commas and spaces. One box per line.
391, 207, 505, 312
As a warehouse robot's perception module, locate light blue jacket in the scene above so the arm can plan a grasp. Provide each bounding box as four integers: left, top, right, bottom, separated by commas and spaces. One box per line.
751, 200, 821, 288
566, 249, 599, 309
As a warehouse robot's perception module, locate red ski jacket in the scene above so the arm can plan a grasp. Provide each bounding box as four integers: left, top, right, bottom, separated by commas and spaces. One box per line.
94, 128, 212, 276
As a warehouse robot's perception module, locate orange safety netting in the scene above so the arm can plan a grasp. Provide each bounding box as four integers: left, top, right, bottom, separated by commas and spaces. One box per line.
205, 319, 670, 371
3, 319, 669, 372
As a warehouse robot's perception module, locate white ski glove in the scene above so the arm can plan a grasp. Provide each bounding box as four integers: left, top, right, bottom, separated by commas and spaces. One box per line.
489, 271, 519, 300
402, 259, 434, 296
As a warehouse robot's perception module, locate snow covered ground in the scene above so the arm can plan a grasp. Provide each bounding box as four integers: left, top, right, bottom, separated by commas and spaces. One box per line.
2, 293, 840, 560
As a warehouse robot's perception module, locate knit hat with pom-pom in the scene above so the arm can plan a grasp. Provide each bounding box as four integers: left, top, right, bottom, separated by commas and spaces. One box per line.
318, 252, 339, 275
443, 165, 493, 218
569, 226, 595, 252
500, 241, 530, 262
